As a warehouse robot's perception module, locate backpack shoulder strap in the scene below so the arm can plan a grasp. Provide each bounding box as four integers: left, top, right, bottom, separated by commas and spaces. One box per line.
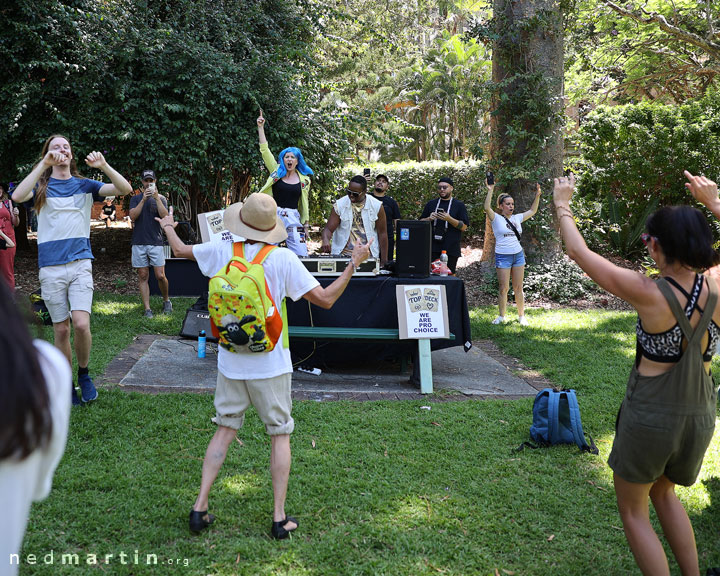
566, 390, 598, 454
548, 391, 560, 445
233, 242, 245, 258
252, 243, 277, 265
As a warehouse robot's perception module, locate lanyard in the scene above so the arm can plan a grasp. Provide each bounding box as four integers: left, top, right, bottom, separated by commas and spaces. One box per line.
433, 197, 453, 232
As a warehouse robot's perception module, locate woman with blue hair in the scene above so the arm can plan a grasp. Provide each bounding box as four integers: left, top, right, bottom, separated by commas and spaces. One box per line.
257, 111, 313, 256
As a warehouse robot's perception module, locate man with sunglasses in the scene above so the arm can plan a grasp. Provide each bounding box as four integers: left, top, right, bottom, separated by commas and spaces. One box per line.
321, 175, 388, 264
420, 176, 469, 274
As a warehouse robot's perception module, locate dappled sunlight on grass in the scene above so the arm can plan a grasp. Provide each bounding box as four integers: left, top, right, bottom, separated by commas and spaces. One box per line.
220, 473, 264, 497
93, 300, 138, 315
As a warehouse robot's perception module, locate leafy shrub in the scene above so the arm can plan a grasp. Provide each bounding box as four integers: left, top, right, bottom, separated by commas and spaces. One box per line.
576, 93, 720, 257
311, 160, 487, 231
523, 257, 600, 303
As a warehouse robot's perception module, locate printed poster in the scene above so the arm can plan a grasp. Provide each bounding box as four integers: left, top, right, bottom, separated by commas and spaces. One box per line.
396, 285, 449, 339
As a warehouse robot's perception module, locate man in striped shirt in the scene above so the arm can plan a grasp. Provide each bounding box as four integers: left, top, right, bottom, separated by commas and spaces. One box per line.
13, 135, 132, 405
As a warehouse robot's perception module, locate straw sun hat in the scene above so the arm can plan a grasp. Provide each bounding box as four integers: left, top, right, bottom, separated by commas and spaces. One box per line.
222, 193, 288, 244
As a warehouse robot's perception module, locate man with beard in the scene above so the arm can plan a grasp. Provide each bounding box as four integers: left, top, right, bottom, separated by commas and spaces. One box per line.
321, 175, 388, 265
420, 176, 469, 274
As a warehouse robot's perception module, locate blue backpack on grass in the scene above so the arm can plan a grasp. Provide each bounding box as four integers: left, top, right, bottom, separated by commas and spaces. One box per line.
523, 388, 598, 454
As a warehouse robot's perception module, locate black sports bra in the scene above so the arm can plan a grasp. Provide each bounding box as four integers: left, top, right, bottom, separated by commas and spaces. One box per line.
636, 274, 720, 364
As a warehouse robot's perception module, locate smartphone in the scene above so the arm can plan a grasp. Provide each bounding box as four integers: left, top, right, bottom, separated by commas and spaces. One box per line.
486, 171, 495, 185
436, 209, 445, 214
363, 168, 371, 177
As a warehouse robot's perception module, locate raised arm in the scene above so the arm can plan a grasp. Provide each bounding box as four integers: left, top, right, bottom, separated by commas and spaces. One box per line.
155, 208, 195, 260
85, 152, 132, 197
522, 183, 542, 222
257, 112, 279, 173
483, 181, 496, 222
685, 170, 720, 220
554, 175, 650, 307
12, 151, 64, 203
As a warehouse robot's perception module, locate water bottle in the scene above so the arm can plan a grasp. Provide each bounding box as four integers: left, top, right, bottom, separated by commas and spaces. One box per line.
440, 251, 449, 276
198, 330, 207, 358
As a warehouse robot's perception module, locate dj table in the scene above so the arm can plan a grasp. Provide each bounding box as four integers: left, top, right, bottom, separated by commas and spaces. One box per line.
286, 275, 472, 368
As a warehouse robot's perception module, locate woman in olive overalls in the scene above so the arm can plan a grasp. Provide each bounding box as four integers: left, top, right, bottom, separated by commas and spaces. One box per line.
554, 172, 720, 576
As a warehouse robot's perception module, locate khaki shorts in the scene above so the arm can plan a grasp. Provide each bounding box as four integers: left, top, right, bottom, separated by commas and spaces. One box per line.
39, 259, 94, 323
213, 372, 294, 435
132, 245, 166, 268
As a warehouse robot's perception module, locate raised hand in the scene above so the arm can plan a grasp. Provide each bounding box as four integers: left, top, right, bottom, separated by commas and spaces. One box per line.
553, 173, 576, 207
85, 151, 107, 169
43, 150, 68, 167
155, 206, 177, 230
257, 109, 265, 128
684, 170, 718, 208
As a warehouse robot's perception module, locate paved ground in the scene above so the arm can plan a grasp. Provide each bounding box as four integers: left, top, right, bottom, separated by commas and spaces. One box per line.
100, 335, 549, 401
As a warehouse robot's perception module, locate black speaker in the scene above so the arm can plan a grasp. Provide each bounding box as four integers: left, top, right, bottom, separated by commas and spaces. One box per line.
395, 220, 431, 278
180, 308, 218, 342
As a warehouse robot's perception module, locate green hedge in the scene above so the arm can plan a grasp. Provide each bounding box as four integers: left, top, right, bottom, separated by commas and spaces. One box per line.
308, 160, 487, 233
576, 94, 720, 256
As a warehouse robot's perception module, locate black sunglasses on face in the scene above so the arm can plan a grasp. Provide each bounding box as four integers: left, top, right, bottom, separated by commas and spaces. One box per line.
345, 189, 361, 197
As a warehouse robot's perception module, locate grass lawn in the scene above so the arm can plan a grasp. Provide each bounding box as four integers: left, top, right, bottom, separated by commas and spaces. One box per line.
17, 295, 720, 575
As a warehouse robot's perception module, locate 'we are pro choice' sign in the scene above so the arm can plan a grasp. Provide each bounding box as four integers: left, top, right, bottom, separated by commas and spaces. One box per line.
396, 285, 449, 340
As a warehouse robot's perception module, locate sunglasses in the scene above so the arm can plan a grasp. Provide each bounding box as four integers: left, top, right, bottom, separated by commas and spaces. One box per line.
345, 189, 361, 197
640, 232, 655, 246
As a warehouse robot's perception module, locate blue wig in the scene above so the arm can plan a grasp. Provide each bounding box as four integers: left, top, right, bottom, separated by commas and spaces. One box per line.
276, 147, 314, 178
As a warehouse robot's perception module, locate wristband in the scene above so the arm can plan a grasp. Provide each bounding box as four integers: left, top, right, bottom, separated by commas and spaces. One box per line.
163, 224, 174, 231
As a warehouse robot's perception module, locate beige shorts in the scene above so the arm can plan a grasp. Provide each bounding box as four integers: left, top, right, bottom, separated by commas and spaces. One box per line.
213, 371, 294, 435
39, 259, 94, 323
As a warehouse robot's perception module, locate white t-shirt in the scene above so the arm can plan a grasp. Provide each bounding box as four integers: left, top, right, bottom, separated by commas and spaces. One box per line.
492, 213, 524, 254
0, 340, 71, 575
193, 242, 320, 379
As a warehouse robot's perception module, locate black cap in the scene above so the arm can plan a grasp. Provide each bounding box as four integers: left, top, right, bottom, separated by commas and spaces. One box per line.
438, 176, 453, 186
141, 169, 156, 181
375, 174, 389, 183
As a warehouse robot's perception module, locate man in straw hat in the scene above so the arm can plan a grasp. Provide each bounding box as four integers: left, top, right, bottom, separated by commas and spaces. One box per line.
157, 193, 371, 540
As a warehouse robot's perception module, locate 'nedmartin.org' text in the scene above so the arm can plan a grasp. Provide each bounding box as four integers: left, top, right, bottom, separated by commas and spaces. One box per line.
9, 550, 190, 567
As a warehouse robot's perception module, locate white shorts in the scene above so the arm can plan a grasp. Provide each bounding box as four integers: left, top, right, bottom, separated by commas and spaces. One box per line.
132, 245, 166, 268
39, 259, 94, 323
277, 207, 307, 257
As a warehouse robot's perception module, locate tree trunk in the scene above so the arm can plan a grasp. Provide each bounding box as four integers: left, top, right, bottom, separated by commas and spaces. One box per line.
482, 0, 564, 264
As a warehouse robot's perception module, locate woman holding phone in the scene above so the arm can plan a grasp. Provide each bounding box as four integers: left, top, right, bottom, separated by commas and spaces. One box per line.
256, 111, 314, 256
484, 174, 542, 326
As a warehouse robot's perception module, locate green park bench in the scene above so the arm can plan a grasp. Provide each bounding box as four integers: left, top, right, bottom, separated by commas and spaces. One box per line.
288, 326, 455, 394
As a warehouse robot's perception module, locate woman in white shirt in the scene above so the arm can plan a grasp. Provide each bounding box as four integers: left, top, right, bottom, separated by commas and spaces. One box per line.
0, 280, 71, 575
484, 176, 542, 326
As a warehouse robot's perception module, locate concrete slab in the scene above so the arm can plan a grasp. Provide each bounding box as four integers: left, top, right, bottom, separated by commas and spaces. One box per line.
115, 337, 541, 400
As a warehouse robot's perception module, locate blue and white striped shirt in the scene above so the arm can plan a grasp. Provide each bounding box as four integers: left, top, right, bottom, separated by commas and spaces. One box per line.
36, 177, 103, 268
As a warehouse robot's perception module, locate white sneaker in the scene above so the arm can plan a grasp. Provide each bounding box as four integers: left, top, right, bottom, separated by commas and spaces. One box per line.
518, 316, 529, 326
491, 316, 505, 325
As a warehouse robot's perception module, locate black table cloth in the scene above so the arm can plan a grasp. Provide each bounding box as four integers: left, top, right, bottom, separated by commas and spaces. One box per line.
286, 275, 472, 368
